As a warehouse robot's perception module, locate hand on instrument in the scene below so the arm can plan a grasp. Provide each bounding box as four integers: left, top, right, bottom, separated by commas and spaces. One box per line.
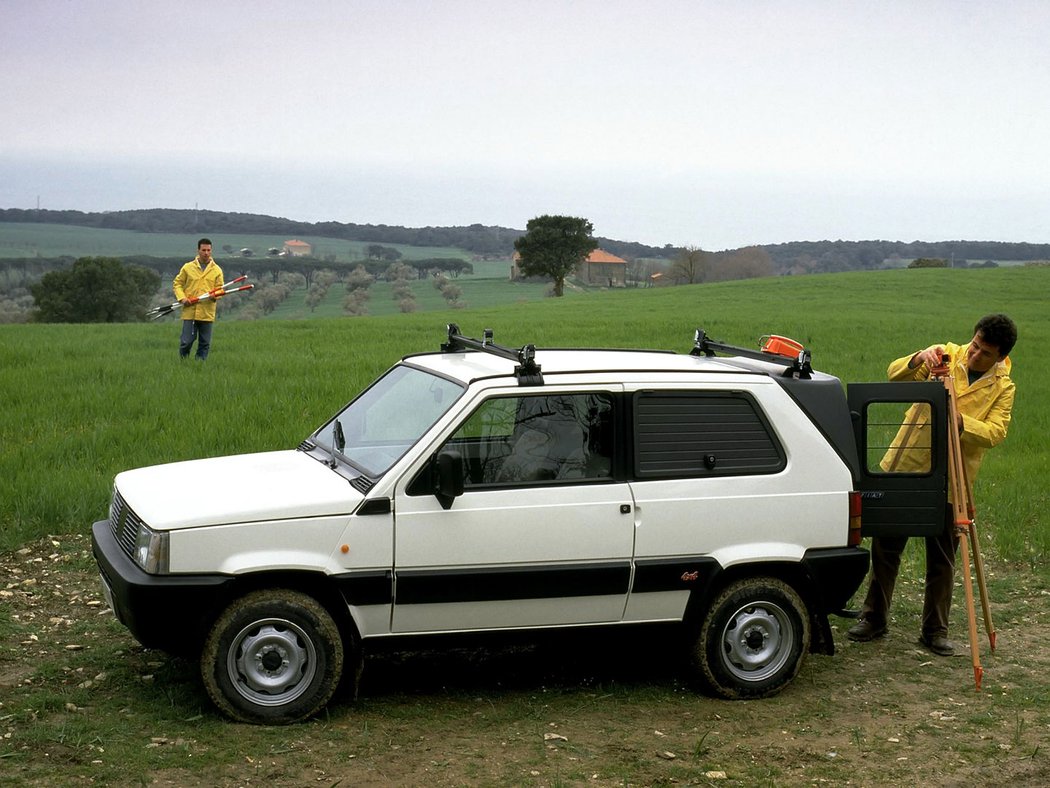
911, 346, 946, 370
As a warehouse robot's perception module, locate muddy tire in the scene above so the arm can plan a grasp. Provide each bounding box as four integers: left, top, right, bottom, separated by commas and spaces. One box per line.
691, 577, 809, 699
201, 589, 344, 724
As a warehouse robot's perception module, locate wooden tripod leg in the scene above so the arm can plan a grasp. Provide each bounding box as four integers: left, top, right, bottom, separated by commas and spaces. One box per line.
949, 374, 995, 655
956, 524, 984, 691
942, 371, 985, 689
968, 515, 996, 651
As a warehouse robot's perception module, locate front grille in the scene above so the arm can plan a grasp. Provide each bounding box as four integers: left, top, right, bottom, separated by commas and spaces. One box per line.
109, 490, 144, 559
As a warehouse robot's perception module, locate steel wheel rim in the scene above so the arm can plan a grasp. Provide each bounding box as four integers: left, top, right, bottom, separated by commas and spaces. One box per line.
227, 617, 317, 707
719, 600, 793, 682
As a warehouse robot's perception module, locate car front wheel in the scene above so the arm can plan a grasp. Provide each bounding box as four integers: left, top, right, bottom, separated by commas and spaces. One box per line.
201, 589, 344, 724
691, 577, 809, 699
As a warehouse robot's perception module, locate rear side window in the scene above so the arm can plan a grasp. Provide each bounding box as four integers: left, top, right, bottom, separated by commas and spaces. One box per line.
633, 391, 785, 478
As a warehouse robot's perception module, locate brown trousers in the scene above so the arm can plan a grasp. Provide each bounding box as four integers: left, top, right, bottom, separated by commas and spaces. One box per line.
859, 518, 960, 638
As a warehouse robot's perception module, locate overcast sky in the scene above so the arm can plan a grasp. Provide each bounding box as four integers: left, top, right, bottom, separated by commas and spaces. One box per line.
2, 0, 1048, 250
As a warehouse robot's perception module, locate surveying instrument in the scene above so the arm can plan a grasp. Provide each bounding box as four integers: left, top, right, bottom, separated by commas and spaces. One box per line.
930, 354, 995, 690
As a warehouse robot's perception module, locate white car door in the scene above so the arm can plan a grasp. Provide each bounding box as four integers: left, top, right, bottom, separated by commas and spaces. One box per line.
391, 388, 634, 633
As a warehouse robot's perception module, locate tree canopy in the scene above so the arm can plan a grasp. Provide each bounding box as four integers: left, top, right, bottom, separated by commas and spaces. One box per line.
30, 257, 160, 323
671, 246, 710, 284
513, 215, 598, 297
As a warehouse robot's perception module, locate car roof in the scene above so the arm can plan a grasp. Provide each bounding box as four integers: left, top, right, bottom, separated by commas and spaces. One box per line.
401, 346, 762, 386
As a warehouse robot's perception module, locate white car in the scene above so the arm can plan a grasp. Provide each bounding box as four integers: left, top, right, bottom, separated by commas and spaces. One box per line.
92, 325, 950, 724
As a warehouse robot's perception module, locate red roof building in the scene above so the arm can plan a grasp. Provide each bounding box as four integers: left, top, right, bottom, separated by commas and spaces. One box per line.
283, 239, 313, 257
578, 249, 627, 287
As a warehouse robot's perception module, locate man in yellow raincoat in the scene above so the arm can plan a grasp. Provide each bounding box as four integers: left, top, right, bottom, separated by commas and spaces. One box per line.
173, 238, 224, 360
848, 314, 1017, 656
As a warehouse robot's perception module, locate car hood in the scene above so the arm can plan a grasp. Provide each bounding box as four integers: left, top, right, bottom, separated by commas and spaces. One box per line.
114, 450, 365, 530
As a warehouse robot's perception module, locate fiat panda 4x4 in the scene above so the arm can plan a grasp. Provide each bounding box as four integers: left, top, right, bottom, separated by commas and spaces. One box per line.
92, 325, 951, 724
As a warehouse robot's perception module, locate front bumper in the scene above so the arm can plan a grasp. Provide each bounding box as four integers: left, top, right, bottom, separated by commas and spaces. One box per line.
91, 520, 235, 655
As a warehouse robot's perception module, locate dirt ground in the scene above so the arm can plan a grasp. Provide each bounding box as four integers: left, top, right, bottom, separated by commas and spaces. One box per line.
2, 534, 1048, 786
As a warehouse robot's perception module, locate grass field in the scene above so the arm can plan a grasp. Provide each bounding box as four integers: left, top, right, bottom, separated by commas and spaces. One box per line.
1, 265, 1046, 561
2, 265, 1049, 785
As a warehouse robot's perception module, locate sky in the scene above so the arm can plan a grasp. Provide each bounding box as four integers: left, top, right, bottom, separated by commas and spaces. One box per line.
2, 0, 1049, 250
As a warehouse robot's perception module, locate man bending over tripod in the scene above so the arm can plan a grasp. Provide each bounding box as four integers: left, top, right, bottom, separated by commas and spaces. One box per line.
848, 313, 1017, 656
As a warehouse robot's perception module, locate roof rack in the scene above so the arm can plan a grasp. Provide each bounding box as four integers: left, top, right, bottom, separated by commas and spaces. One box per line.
690, 328, 813, 379
441, 324, 544, 385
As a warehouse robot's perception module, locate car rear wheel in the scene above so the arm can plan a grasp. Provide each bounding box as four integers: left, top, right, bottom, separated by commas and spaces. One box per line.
201, 589, 344, 724
690, 577, 809, 699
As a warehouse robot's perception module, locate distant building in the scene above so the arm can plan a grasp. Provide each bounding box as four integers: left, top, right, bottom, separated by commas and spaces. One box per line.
283, 239, 312, 257
578, 249, 627, 286
510, 248, 628, 287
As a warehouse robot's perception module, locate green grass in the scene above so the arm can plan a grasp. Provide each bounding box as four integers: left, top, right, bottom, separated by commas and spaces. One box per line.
1, 266, 1047, 562
3, 264, 1049, 787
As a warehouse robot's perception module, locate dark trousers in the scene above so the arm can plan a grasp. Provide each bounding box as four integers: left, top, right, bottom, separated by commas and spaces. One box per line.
179, 320, 214, 360
859, 517, 960, 638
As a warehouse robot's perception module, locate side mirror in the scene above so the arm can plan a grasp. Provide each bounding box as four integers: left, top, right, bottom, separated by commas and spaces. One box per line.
434, 450, 464, 510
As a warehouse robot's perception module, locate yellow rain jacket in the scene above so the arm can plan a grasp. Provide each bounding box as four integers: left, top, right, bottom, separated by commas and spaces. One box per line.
173, 257, 224, 322
880, 342, 1015, 490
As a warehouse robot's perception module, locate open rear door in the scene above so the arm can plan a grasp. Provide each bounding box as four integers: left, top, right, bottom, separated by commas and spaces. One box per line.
847, 381, 948, 538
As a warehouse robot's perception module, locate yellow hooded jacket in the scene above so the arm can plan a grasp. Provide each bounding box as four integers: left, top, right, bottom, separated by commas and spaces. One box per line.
173, 257, 224, 322
879, 341, 1015, 491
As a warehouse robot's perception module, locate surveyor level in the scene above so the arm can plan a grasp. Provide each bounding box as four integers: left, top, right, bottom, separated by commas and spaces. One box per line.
147, 275, 254, 320
931, 355, 995, 691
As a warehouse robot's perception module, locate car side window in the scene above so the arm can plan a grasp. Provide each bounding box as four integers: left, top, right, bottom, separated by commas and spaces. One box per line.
633, 390, 785, 478
445, 393, 614, 487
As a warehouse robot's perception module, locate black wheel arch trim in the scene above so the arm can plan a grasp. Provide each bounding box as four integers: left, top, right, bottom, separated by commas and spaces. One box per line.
92, 520, 235, 654
92, 520, 381, 653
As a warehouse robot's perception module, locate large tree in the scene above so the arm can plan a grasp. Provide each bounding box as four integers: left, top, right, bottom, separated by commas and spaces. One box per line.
513, 215, 597, 297
31, 257, 160, 323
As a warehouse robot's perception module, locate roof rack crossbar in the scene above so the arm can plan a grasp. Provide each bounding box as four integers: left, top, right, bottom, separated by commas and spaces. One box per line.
690, 328, 813, 379
441, 324, 544, 385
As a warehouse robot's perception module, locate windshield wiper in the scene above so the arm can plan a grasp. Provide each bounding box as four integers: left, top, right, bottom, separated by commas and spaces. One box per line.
328, 419, 345, 469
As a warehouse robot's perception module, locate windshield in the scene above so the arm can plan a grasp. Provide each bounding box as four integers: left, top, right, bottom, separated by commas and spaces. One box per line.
311, 364, 465, 476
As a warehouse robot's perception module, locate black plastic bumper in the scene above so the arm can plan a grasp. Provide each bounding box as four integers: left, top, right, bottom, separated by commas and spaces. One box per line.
91, 520, 236, 655
801, 546, 870, 613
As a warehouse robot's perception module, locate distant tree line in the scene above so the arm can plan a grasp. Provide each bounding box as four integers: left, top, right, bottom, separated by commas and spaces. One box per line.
668, 246, 775, 285
763, 239, 1050, 274
5, 208, 1050, 281
0, 208, 674, 260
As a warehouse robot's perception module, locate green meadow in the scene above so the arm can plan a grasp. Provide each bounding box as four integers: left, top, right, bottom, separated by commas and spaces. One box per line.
1, 266, 1047, 565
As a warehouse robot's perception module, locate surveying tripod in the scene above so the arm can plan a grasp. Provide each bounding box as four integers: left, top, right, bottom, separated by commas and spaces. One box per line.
930, 355, 996, 690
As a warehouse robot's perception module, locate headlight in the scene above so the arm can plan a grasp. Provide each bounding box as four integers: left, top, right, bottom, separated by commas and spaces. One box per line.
133, 525, 169, 574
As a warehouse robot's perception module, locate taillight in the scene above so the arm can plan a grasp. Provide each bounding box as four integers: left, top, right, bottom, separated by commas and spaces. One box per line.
848, 491, 863, 546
